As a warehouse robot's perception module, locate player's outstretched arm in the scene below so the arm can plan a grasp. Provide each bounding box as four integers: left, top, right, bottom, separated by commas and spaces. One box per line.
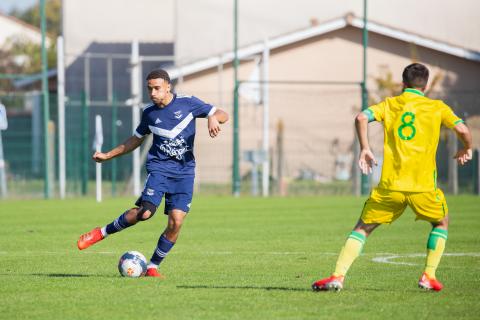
208, 109, 229, 138
452, 123, 473, 166
355, 112, 377, 174
92, 135, 145, 163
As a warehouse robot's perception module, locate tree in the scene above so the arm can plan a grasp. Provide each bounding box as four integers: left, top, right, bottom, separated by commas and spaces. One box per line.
9, 0, 61, 38
0, 0, 60, 90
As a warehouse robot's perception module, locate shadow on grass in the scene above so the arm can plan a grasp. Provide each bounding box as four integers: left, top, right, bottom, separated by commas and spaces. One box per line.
29, 273, 117, 278
178, 285, 422, 293
177, 285, 311, 292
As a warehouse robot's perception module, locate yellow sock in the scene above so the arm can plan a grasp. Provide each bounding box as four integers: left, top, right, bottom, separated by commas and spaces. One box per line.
424, 228, 448, 278
333, 231, 366, 277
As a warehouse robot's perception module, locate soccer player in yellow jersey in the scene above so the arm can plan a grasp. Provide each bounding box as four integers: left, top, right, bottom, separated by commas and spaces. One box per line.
312, 63, 473, 292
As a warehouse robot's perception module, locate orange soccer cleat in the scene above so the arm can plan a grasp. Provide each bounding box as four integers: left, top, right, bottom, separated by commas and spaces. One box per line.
418, 273, 443, 291
77, 227, 104, 250
145, 268, 165, 278
312, 274, 345, 292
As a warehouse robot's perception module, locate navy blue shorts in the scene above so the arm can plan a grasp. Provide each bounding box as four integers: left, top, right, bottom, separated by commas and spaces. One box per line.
135, 172, 194, 215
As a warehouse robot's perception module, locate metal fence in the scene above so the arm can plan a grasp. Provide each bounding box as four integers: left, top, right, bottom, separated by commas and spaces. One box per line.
0, 88, 479, 199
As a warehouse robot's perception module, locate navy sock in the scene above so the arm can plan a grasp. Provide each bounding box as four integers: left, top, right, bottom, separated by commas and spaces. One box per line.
149, 234, 175, 266
105, 211, 131, 235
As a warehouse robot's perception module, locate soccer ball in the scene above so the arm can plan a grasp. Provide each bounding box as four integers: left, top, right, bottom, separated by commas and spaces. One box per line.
118, 251, 147, 278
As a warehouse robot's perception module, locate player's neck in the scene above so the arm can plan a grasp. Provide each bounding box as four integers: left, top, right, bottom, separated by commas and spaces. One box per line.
157, 92, 174, 108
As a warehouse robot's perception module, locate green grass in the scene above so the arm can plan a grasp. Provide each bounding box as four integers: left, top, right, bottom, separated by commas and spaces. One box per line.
1, 196, 479, 319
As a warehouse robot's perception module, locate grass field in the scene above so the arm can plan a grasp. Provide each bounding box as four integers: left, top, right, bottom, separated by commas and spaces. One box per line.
1, 196, 479, 319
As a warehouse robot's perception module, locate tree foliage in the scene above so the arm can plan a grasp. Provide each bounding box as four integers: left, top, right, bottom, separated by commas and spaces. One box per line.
0, 0, 60, 90
9, 0, 61, 38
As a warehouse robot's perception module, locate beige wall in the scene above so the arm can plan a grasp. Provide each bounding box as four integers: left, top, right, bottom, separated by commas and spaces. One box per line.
63, 0, 175, 64
174, 27, 480, 185
62, 0, 480, 65
176, 0, 480, 63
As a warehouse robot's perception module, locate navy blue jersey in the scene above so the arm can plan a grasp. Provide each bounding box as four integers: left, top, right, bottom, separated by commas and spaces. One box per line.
134, 94, 215, 177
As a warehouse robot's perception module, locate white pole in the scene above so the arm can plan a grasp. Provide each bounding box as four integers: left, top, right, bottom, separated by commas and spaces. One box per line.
95, 115, 103, 202
131, 40, 141, 196
448, 130, 458, 195
107, 57, 113, 103
217, 54, 224, 111
0, 131, 7, 198
261, 39, 270, 197
57, 36, 66, 199
0, 103, 8, 198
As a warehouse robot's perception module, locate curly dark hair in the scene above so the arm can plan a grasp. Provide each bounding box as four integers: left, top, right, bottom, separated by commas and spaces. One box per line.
146, 69, 171, 83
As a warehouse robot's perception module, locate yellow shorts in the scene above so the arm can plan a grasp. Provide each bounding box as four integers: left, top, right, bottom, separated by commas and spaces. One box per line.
360, 187, 448, 224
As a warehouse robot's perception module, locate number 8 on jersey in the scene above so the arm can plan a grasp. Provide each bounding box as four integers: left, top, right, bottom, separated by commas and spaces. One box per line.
398, 111, 416, 140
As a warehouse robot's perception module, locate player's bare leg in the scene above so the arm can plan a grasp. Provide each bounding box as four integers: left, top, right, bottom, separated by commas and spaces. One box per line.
146, 209, 186, 277
312, 220, 380, 291
419, 216, 448, 291
77, 206, 153, 250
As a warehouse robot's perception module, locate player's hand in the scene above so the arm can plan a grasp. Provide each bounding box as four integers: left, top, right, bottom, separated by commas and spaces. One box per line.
92, 151, 109, 163
358, 149, 377, 175
208, 115, 221, 138
454, 148, 472, 166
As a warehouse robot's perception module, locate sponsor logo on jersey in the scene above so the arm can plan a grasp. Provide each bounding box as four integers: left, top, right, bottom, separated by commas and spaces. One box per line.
159, 136, 189, 160
155, 118, 162, 124
174, 111, 183, 119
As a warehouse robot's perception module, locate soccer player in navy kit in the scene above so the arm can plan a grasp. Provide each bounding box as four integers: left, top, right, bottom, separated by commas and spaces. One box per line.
77, 69, 229, 277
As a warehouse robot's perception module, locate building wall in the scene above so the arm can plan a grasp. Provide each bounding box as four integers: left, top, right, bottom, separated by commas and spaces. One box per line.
62, 0, 480, 66
174, 27, 480, 184
63, 0, 175, 65
176, 0, 480, 63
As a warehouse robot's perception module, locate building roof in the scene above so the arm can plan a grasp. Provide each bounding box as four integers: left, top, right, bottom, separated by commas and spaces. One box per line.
0, 11, 43, 34
167, 13, 480, 80
0, 11, 51, 47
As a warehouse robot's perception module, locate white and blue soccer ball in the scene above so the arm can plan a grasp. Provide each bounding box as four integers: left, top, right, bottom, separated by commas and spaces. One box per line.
118, 251, 147, 278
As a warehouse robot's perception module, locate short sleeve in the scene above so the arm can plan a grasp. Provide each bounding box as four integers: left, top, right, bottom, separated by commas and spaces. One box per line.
134, 108, 151, 138
440, 102, 463, 129
190, 96, 216, 118
363, 100, 386, 122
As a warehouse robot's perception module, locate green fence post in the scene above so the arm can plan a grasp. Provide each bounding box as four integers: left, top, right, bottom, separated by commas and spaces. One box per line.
474, 149, 479, 195
41, 0, 51, 199
111, 94, 118, 197
232, 0, 240, 197
81, 92, 89, 195
360, 0, 370, 195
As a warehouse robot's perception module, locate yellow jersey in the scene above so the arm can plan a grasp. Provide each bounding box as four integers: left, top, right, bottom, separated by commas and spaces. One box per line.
364, 88, 463, 192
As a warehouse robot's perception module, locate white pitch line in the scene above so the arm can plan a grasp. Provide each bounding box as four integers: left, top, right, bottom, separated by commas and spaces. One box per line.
201, 251, 338, 255
1, 250, 479, 263
372, 253, 480, 266
0, 250, 338, 257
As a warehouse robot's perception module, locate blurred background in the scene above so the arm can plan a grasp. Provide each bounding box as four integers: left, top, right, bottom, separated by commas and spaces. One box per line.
0, 0, 479, 199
